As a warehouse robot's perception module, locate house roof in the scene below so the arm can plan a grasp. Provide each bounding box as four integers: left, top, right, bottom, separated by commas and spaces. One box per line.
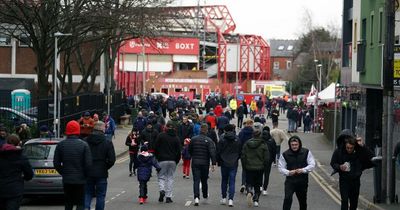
269, 39, 299, 57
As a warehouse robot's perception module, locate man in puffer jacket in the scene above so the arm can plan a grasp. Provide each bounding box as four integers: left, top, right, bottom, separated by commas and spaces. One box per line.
54, 120, 92, 210
189, 123, 217, 206
0, 135, 33, 210
241, 122, 269, 207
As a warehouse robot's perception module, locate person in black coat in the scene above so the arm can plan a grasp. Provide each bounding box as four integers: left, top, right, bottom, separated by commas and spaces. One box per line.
217, 124, 240, 206
84, 121, 116, 210
189, 123, 217, 206
178, 116, 194, 145
126, 127, 140, 176
138, 122, 159, 153
261, 126, 277, 195
236, 104, 245, 128
330, 130, 374, 210
54, 120, 92, 210
135, 144, 161, 204
0, 135, 33, 210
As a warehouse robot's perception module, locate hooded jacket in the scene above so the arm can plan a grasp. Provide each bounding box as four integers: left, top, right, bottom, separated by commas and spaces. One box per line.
85, 131, 116, 178
280, 136, 315, 183
217, 131, 240, 168
239, 126, 253, 150
0, 144, 33, 198
154, 129, 182, 164
241, 137, 269, 171
139, 127, 159, 151
135, 151, 161, 182
330, 130, 374, 179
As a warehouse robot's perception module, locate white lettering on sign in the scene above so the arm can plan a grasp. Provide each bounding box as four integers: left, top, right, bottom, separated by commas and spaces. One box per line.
129, 41, 150, 48
165, 78, 208, 84
156, 42, 169, 49
175, 43, 195, 50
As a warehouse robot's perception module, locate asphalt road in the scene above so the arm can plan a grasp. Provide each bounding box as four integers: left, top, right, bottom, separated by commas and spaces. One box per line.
21, 152, 340, 210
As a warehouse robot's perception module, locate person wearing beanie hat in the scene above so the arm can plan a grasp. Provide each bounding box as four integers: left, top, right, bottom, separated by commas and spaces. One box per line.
241, 122, 269, 207
135, 142, 161, 204
54, 120, 92, 210
78, 112, 95, 138
278, 135, 315, 210
138, 120, 159, 153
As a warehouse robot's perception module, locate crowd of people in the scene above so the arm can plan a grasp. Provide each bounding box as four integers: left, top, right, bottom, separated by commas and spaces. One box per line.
0, 92, 397, 210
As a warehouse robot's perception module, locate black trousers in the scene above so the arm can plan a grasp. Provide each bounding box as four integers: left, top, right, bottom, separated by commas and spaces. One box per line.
129, 153, 138, 173
283, 180, 308, 210
64, 183, 85, 210
262, 162, 272, 190
192, 165, 210, 199
245, 170, 263, 202
339, 177, 360, 210
237, 117, 243, 128
139, 180, 148, 198
0, 196, 23, 210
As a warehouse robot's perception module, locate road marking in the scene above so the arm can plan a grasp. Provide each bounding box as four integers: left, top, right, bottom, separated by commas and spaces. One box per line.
185, 201, 192, 206
122, 191, 126, 194
116, 155, 129, 164
111, 197, 115, 200
310, 171, 341, 205
116, 193, 121, 197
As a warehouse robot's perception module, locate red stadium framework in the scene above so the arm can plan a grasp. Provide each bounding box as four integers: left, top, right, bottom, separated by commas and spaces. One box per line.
116, 5, 270, 94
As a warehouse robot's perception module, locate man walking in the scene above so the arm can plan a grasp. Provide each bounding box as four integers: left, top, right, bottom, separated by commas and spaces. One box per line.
54, 120, 92, 210
241, 122, 269, 207
189, 123, 217, 206
217, 124, 240, 207
278, 136, 315, 210
84, 121, 116, 210
154, 121, 182, 203
270, 122, 288, 165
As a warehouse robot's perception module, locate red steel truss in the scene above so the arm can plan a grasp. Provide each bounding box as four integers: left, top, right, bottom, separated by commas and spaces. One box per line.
116, 5, 271, 95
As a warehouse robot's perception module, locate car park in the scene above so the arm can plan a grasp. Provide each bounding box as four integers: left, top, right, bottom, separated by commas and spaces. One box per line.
23, 138, 64, 195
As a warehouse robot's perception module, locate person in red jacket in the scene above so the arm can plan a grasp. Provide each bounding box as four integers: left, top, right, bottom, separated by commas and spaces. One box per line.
214, 103, 223, 117
205, 110, 217, 129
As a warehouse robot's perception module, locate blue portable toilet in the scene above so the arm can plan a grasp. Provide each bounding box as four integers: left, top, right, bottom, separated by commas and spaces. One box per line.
11, 89, 31, 112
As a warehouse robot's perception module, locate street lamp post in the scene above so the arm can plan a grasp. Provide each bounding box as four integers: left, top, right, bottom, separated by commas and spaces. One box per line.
54, 32, 72, 138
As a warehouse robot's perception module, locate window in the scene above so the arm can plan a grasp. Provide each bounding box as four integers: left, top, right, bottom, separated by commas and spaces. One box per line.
370, 12, 374, 46
286, 61, 292, 69
273, 61, 279, 70
353, 21, 357, 50
287, 45, 293, 51
0, 35, 11, 46
19, 34, 31, 47
361, 18, 367, 40
277, 45, 284, 50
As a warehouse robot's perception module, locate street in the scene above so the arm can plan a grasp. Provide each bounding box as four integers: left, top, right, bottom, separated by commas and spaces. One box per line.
21, 131, 341, 210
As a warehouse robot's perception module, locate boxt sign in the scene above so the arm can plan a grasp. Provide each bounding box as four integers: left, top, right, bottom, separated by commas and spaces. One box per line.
121, 37, 199, 55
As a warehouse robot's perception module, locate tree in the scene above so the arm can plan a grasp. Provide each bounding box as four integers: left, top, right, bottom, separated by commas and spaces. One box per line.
0, 0, 172, 97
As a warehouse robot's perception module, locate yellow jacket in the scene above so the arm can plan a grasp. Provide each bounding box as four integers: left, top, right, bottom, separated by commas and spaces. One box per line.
229, 99, 237, 110
250, 101, 257, 111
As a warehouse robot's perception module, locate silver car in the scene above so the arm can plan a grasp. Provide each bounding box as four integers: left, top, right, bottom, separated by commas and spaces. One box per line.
23, 138, 64, 195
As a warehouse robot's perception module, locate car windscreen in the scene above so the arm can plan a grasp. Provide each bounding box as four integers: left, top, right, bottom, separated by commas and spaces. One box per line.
23, 143, 57, 160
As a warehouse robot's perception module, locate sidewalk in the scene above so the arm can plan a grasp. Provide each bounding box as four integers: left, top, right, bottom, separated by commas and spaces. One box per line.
112, 125, 132, 158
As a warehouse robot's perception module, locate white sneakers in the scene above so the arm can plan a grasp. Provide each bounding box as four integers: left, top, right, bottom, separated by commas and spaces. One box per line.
220, 198, 227, 205
194, 198, 199, 206
262, 190, 268, 196
254, 201, 259, 207
228, 199, 234, 207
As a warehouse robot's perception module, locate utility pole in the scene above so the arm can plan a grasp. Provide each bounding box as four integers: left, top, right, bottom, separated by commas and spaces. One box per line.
382, 0, 395, 204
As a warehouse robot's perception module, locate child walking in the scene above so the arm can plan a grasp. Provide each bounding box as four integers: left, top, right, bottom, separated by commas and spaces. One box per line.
182, 138, 191, 179
135, 144, 161, 204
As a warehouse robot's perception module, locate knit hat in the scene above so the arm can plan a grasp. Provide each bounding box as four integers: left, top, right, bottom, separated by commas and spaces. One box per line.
184, 138, 191, 144
93, 121, 106, 132
65, 120, 80, 135
253, 122, 263, 137
140, 144, 149, 152
84, 111, 90, 117
39, 125, 49, 132
224, 124, 235, 132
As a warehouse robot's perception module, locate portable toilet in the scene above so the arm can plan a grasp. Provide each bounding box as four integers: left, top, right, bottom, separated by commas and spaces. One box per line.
11, 89, 31, 112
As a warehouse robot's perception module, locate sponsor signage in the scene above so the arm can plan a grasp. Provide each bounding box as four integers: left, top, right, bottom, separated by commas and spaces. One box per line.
164, 78, 209, 84
121, 37, 199, 55
394, 45, 400, 86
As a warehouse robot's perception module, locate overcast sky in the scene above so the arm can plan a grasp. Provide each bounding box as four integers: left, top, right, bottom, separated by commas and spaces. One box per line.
174, 0, 343, 40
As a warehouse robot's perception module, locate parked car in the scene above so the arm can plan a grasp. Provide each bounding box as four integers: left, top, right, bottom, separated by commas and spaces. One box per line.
23, 138, 64, 195
151, 92, 169, 101
0, 107, 37, 127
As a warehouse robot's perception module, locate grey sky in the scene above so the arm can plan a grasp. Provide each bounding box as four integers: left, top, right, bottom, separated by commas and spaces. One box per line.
174, 0, 343, 40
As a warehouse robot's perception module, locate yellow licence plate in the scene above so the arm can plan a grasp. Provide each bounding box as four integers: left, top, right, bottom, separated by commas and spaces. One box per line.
35, 169, 59, 175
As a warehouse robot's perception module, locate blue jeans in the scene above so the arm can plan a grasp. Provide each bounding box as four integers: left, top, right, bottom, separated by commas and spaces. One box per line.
85, 177, 108, 210
220, 166, 238, 200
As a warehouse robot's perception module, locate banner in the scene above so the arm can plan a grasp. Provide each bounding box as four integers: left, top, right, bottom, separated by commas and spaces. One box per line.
121, 37, 199, 55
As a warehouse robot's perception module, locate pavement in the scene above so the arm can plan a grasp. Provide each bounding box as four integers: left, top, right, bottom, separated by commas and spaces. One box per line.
109, 113, 400, 210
